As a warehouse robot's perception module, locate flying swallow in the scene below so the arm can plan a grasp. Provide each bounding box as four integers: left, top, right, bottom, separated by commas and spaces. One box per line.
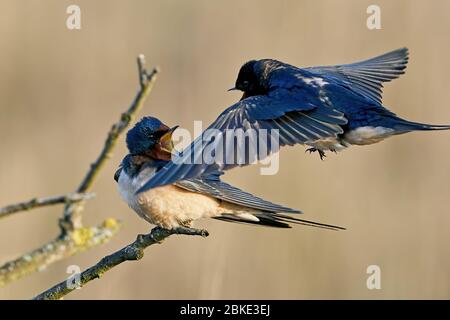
228, 47, 450, 159
137, 48, 450, 192
115, 117, 343, 230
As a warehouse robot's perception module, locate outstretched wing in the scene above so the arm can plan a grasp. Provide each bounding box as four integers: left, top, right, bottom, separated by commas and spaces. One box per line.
305, 48, 409, 105
137, 86, 347, 193
175, 172, 344, 230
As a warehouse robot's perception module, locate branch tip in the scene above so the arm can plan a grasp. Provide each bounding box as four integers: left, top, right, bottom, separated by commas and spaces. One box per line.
0, 192, 95, 220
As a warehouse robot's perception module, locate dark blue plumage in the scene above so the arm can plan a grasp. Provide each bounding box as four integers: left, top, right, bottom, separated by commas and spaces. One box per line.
138, 48, 450, 192
126, 117, 166, 155
116, 117, 343, 230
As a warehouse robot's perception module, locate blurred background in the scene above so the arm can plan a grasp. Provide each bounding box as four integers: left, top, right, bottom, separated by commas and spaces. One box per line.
1, 0, 450, 299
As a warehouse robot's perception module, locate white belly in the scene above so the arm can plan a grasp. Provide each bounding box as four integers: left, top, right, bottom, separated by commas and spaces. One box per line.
118, 171, 224, 228
306, 126, 395, 152
343, 126, 394, 145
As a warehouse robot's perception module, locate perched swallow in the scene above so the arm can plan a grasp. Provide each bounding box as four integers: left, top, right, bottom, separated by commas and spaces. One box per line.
137, 48, 450, 192
115, 117, 343, 230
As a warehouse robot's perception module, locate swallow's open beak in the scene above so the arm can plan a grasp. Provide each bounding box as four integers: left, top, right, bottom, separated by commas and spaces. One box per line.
228, 87, 238, 92
158, 125, 179, 153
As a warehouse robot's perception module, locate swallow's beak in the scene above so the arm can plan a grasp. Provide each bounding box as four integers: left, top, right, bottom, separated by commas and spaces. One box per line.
228, 87, 238, 92
158, 125, 179, 153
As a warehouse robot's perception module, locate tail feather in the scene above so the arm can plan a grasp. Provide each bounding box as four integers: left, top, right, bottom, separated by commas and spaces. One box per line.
392, 118, 450, 132
214, 214, 291, 228
273, 213, 346, 230
214, 212, 345, 231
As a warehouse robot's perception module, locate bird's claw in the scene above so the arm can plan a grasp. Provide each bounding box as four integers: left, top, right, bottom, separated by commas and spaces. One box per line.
179, 219, 193, 228
305, 148, 326, 160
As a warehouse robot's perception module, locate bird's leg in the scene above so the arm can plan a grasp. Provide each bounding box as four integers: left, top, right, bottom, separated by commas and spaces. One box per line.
305, 148, 326, 160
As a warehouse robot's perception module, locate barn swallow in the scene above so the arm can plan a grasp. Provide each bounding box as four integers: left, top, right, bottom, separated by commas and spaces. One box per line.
228, 47, 450, 160
136, 48, 450, 192
115, 116, 343, 230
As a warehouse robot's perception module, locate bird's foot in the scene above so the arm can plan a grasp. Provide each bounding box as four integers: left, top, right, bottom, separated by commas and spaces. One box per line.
179, 219, 193, 228
148, 226, 165, 244
305, 148, 326, 160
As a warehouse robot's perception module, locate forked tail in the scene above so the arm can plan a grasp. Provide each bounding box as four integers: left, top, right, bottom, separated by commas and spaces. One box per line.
391, 117, 450, 132
214, 212, 345, 230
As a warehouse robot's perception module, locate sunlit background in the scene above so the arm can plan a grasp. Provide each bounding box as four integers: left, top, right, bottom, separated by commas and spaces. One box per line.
1, 0, 450, 299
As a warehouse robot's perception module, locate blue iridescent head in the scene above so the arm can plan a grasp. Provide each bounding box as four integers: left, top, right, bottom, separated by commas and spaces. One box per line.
126, 116, 177, 158
229, 59, 279, 99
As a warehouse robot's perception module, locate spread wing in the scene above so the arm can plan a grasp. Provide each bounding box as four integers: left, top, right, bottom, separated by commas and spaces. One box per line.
137, 86, 347, 193
305, 48, 409, 105
175, 172, 344, 230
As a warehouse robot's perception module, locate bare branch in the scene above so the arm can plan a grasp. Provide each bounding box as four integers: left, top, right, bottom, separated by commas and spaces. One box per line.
0, 55, 159, 289
0, 193, 94, 220
137, 54, 147, 89
61, 59, 159, 231
0, 219, 121, 288
33, 226, 209, 300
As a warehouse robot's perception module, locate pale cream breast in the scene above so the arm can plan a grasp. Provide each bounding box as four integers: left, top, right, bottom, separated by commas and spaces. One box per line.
118, 168, 259, 229
136, 185, 223, 228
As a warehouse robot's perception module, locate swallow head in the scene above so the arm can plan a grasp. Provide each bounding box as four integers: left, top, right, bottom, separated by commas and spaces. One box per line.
126, 116, 178, 161
231, 60, 268, 100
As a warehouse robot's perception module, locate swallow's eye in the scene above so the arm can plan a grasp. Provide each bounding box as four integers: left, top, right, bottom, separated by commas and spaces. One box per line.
148, 133, 155, 139
242, 80, 250, 88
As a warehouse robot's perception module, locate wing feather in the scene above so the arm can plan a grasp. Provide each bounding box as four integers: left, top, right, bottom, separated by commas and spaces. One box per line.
306, 48, 409, 104
175, 175, 301, 214
175, 173, 344, 230
137, 88, 347, 192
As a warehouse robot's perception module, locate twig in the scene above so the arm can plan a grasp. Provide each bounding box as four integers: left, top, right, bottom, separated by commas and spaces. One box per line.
0, 218, 121, 288
137, 54, 147, 89
0, 55, 159, 288
0, 193, 94, 220
61, 56, 159, 232
33, 226, 209, 300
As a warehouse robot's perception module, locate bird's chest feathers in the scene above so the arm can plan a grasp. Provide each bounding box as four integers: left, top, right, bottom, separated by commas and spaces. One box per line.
117, 170, 220, 228
307, 137, 347, 152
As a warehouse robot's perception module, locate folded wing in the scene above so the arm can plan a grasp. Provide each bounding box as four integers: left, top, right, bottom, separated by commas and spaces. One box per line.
175, 172, 344, 230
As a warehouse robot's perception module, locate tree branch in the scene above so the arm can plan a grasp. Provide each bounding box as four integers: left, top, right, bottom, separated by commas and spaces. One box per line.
0, 193, 94, 220
0, 218, 121, 288
0, 55, 159, 289
61, 56, 159, 232
33, 226, 209, 300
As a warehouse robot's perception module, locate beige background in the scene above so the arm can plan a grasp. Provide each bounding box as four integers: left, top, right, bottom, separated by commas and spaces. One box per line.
1, 0, 450, 299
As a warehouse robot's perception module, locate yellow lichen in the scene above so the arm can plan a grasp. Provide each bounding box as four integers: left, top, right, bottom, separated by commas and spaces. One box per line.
71, 227, 94, 246
102, 218, 120, 229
